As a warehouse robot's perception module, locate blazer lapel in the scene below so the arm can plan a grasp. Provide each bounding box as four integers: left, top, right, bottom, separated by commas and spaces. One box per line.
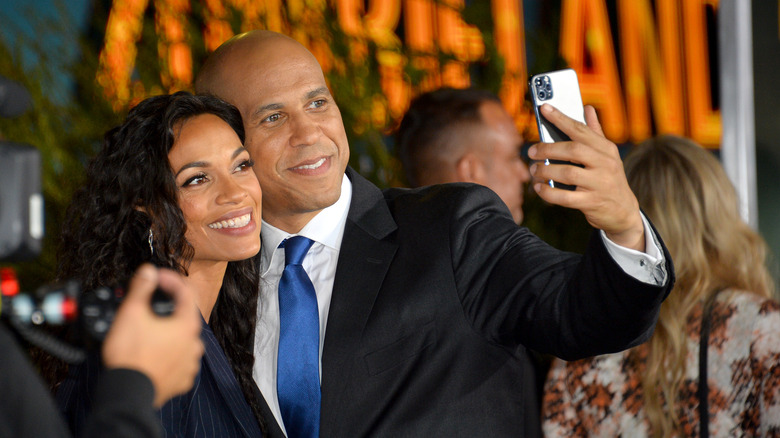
201, 323, 266, 438
251, 384, 287, 438
320, 168, 398, 436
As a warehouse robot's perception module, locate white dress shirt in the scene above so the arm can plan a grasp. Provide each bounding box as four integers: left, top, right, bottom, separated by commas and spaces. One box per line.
253, 174, 666, 433
254, 176, 351, 435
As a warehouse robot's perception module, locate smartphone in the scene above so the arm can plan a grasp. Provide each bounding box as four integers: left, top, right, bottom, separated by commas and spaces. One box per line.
529, 68, 586, 190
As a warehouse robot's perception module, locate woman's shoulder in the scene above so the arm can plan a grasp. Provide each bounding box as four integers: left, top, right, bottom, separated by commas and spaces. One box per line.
714, 289, 780, 324
720, 288, 779, 305
706, 290, 780, 434
711, 289, 780, 355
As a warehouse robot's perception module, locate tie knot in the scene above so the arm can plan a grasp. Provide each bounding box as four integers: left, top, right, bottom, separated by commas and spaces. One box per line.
282, 236, 314, 266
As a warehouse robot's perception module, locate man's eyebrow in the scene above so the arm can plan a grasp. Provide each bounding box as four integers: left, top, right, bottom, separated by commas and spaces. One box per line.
251, 88, 330, 120
252, 102, 283, 120
306, 87, 330, 100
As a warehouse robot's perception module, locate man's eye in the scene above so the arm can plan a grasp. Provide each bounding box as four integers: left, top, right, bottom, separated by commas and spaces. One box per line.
310, 99, 326, 108
263, 113, 281, 123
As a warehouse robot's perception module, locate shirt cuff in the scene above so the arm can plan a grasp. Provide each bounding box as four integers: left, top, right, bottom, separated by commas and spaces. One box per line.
600, 213, 668, 285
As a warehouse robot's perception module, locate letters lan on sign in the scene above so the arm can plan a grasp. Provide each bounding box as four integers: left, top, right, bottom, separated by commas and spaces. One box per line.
98, 0, 721, 147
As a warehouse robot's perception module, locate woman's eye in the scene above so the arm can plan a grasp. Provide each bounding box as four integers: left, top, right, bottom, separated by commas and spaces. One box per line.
235, 159, 254, 172
182, 173, 207, 187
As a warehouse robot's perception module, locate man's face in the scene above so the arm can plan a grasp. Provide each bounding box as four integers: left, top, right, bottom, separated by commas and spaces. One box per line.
472, 101, 530, 224
208, 37, 350, 233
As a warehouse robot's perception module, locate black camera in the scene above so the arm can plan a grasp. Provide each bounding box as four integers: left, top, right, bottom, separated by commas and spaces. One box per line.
1, 273, 122, 363
1, 273, 174, 345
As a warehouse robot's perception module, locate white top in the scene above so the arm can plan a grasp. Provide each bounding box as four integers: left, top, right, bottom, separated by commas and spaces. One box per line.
252, 174, 666, 434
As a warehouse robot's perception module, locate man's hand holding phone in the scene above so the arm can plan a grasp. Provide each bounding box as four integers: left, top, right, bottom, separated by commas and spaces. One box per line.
528, 103, 645, 252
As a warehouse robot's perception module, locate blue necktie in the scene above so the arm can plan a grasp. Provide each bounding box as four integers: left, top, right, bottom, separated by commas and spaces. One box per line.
277, 236, 320, 438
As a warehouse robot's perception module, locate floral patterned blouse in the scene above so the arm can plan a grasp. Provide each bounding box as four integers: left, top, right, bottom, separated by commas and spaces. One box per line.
542, 290, 780, 437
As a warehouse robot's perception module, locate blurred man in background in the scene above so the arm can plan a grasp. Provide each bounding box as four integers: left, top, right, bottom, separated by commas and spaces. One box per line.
396, 88, 530, 224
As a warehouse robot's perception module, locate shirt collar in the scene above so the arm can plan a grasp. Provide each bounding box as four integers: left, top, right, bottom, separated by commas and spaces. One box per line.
259, 174, 352, 274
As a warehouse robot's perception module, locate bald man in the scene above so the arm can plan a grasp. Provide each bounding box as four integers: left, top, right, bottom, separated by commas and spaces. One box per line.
396, 88, 531, 224
196, 30, 673, 438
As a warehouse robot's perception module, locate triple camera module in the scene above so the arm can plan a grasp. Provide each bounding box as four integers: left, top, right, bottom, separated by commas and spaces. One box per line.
533, 75, 553, 101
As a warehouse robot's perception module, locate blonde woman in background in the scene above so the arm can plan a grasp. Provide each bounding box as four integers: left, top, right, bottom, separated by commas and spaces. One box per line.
542, 135, 780, 437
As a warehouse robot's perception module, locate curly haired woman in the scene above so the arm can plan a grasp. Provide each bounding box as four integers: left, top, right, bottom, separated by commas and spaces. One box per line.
55, 92, 266, 437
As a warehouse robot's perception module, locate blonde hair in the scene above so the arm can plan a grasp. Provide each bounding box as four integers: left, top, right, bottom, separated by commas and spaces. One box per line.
623, 135, 775, 437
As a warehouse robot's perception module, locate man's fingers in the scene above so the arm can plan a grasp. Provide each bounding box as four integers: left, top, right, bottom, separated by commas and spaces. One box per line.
539, 104, 588, 139
533, 180, 583, 206
584, 105, 604, 137
538, 103, 607, 146
530, 161, 584, 189
123, 263, 158, 305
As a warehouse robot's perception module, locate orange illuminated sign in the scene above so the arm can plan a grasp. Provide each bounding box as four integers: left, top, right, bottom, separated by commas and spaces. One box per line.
98, 0, 722, 147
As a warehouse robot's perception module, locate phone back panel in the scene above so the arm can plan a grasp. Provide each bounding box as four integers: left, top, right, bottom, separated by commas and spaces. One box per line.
529, 68, 585, 143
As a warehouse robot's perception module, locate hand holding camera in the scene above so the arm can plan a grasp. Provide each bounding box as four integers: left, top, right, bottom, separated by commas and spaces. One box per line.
102, 264, 203, 407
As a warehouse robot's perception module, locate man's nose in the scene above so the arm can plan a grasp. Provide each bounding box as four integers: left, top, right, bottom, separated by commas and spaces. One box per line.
289, 114, 320, 147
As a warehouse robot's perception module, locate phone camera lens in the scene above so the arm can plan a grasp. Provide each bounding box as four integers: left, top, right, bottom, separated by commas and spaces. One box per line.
535, 77, 543, 86
538, 90, 547, 99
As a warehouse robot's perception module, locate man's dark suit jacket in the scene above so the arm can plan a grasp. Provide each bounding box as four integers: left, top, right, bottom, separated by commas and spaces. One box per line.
258, 167, 674, 438
58, 319, 263, 438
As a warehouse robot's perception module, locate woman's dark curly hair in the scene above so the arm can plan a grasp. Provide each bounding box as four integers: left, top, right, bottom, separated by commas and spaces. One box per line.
57, 91, 265, 431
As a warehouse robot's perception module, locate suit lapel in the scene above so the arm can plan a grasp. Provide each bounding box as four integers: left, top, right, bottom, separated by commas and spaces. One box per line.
251, 384, 287, 438
200, 322, 265, 438
320, 168, 398, 436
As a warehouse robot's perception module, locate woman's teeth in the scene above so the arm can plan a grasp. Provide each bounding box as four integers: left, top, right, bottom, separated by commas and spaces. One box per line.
208, 213, 251, 229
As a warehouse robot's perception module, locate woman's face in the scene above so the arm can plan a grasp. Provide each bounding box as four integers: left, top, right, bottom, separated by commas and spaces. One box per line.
168, 113, 262, 265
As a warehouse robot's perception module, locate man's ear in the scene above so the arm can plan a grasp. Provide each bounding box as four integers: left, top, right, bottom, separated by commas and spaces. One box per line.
455, 152, 486, 184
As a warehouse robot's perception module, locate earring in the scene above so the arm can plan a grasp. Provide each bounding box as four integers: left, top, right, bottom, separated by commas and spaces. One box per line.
148, 228, 154, 256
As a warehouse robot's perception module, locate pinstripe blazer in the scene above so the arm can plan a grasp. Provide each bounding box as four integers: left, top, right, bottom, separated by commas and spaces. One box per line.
158, 319, 264, 437
58, 318, 264, 438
